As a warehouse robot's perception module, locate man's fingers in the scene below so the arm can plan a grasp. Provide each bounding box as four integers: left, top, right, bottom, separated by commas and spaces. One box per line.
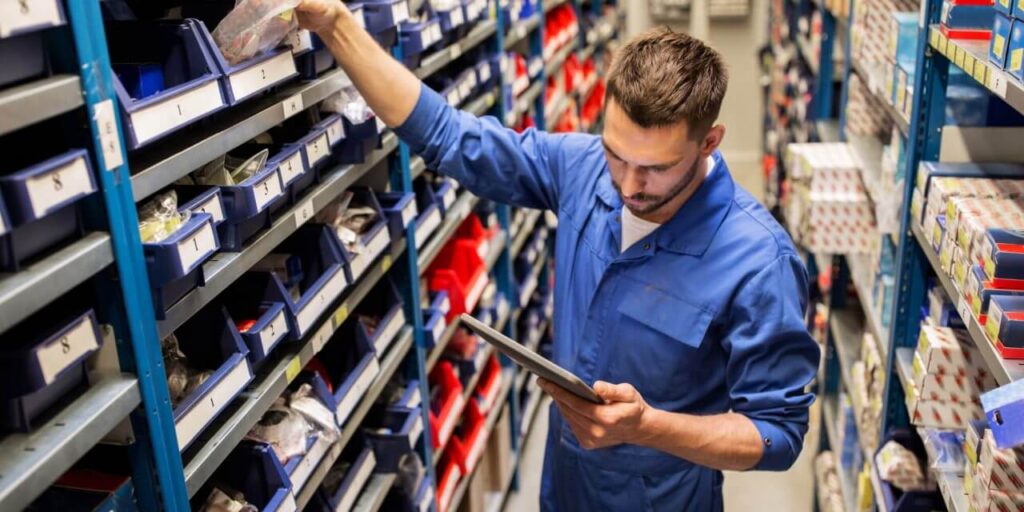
593, 381, 638, 403
537, 379, 601, 420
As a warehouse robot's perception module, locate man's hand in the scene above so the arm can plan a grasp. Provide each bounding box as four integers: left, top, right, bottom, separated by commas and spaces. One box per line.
296, 0, 345, 35
537, 379, 653, 450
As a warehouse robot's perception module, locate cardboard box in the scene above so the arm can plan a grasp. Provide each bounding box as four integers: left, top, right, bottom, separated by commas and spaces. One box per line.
971, 484, 1024, 511
460, 465, 486, 512
1008, 19, 1024, 83
991, 13, 1013, 69
929, 285, 967, 329
983, 228, 1024, 286
905, 374, 984, 428
995, 0, 1012, 17
941, 1, 996, 31
967, 264, 1024, 325
479, 404, 512, 493
913, 351, 995, 403
966, 419, 988, 468
986, 294, 1024, 351
982, 377, 1024, 451
916, 324, 987, 377
977, 429, 1024, 491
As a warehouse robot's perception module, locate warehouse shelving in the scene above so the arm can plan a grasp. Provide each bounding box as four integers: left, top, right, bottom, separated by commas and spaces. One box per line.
830, 309, 862, 397
928, 27, 1024, 116
0, 0, 621, 509
822, 397, 857, 512
850, 58, 911, 136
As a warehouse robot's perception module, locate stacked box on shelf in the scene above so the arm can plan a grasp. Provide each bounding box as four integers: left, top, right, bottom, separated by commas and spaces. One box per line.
852, 331, 886, 453
847, 73, 894, 140
815, 451, 846, 512
886, 12, 918, 118
784, 142, 877, 254
940, 1, 996, 40
906, 325, 992, 428
969, 429, 1024, 510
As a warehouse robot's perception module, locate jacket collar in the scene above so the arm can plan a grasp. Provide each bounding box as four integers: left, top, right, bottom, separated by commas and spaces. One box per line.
595, 150, 735, 256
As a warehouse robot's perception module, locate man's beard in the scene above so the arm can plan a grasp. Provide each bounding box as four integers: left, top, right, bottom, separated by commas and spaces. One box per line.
613, 156, 702, 216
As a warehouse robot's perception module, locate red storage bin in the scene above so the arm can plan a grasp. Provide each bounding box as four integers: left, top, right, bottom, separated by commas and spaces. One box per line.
449, 400, 488, 474
454, 214, 498, 261
474, 355, 504, 415
429, 361, 466, 450
436, 446, 463, 512
426, 240, 489, 322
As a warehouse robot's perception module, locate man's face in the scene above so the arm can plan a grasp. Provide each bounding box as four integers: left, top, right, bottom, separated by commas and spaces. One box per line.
601, 99, 713, 223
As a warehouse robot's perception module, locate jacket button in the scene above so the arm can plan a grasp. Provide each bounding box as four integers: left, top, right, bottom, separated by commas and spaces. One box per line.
764, 437, 772, 447
643, 243, 651, 250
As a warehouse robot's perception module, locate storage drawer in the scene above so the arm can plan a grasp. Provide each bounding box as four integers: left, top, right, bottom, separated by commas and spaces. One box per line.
143, 212, 220, 317
197, 442, 296, 512
353, 278, 407, 356
318, 329, 380, 427
377, 191, 418, 241
364, 406, 424, 472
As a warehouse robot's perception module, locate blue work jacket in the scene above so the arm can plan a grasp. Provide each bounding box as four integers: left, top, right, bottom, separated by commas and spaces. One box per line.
396, 84, 820, 511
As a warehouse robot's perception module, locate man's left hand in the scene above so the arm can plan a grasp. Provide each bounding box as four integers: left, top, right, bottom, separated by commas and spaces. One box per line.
537, 379, 654, 450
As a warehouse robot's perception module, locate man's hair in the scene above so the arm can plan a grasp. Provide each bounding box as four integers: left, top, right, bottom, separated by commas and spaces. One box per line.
606, 26, 728, 137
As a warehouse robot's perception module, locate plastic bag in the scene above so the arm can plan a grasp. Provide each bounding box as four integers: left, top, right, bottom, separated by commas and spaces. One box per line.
138, 190, 190, 243
212, 0, 301, 65
322, 86, 376, 124
246, 398, 311, 464
288, 383, 340, 442
200, 487, 258, 512
196, 148, 270, 187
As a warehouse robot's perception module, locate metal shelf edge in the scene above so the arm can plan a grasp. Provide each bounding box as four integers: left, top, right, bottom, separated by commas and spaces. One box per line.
510, 210, 542, 259
504, 15, 542, 50
0, 74, 84, 137
415, 19, 499, 80
352, 473, 398, 512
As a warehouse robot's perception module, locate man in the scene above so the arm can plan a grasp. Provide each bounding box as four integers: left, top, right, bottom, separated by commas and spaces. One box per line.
297, 2, 819, 509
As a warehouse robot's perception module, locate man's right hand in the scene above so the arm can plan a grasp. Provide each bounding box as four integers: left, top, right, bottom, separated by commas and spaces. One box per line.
296, 0, 346, 35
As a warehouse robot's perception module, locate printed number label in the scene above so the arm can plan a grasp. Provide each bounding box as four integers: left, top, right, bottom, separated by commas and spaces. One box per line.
25, 156, 94, 219
37, 314, 99, 384
176, 221, 216, 273
283, 94, 304, 119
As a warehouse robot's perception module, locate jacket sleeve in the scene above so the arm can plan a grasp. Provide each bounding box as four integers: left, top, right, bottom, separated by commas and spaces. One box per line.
722, 253, 821, 471
394, 83, 568, 211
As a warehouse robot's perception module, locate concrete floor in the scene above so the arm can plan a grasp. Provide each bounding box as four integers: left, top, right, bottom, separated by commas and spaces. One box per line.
504, 161, 820, 512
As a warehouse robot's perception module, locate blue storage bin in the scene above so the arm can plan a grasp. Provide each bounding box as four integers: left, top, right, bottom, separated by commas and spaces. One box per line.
364, 406, 424, 472
183, 16, 298, 105
0, 30, 48, 88
434, 2, 467, 35
105, 20, 226, 148
280, 373, 337, 491
318, 327, 381, 427
266, 143, 310, 210
143, 212, 220, 318
172, 305, 254, 451
296, 32, 336, 80
422, 307, 449, 350
377, 191, 418, 241
199, 442, 296, 512
174, 185, 226, 227
237, 225, 351, 340
395, 380, 422, 409
351, 0, 410, 34
412, 178, 443, 250
328, 188, 391, 283
433, 177, 459, 216
336, 116, 382, 165
0, 306, 102, 432
0, 148, 97, 272
876, 430, 944, 512
463, 0, 488, 25
221, 283, 290, 369
353, 278, 407, 356
476, 57, 497, 91
314, 437, 378, 512
204, 151, 286, 252
399, 17, 444, 68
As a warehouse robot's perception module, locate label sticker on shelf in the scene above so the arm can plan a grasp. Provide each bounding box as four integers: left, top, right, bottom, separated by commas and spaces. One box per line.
291, 434, 331, 490
286, 29, 313, 54
337, 452, 376, 512
129, 80, 225, 146
974, 60, 988, 85
278, 493, 297, 512
374, 310, 405, 355
283, 93, 304, 119
419, 486, 434, 512
192, 193, 225, 224
334, 303, 350, 328
0, 0, 63, 38
311, 318, 334, 354
958, 297, 973, 328
955, 46, 966, 68
336, 358, 380, 425
176, 220, 217, 274
286, 355, 303, 383
252, 170, 284, 212
392, 0, 410, 24
37, 314, 99, 385
25, 155, 95, 219
278, 151, 305, 186
415, 208, 441, 249
450, 7, 465, 27
295, 268, 349, 335
401, 198, 418, 227
964, 54, 976, 76
408, 415, 424, 447
929, 29, 939, 49
443, 186, 457, 211
175, 357, 253, 448
305, 133, 330, 166
326, 119, 345, 146
431, 316, 447, 344
227, 52, 297, 102
1012, 49, 1024, 73
258, 309, 288, 355
381, 254, 392, 272
989, 70, 1010, 98
93, 100, 124, 171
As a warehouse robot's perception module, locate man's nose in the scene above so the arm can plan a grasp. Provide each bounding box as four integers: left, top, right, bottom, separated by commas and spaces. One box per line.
620, 166, 645, 197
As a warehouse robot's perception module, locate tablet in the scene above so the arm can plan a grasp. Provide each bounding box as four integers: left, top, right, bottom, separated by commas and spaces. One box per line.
459, 314, 603, 404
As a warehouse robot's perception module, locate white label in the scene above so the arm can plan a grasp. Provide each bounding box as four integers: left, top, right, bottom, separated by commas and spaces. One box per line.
442, 187, 457, 211
374, 309, 405, 354
296, 267, 350, 336
258, 308, 288, 356
311, 318, 334, 354
353, 8, 366, 29
427, 24, 442, 46
336, 358, 380, 425
287, 30, 313, 54
467, 427, 487, 471
477, 240, 489, 260
439, 466, 462, 512
467, 274, 488, 312
959, 296, 973, 324
450, 44, 463, 61
176, 219, 217, 274
251, 170, 284, 212
408, 414, 424, 447
439, 394, 465, 444
482, 371, 501, 411
25, 155, 95, 219
990, 70, 1010, 98
37, 314, 99, 384
227, 52, 297, 103
450, 7, 465, 27
130, 80, 224, 145
479, 65, 491, 83
326, 119, 345, 146
418, 486, 434, 512
415, 208, 442, 249
291, 434, 331, 489
92, 100, 124, 171
176, 357, 252, 448
277, 493, 297, 512
376, 116, 387, 134
305, 133, 331, 167
278, 151, 305, 186
400, 198, 418, 227
528, 59, 543, 77
391, 0, 409, 23
515, 24, 527, 40
294, 198, 315, 228
459, 80, 472, 99
192, 193, 225, 224
519, 273, 538, 306
431, 315, 447, 343
335, 451, 377, 512
0, 0, 62, 38
349, 252, 369, 282
405, 387, 421, 408
365, 227, 391, 263
474, 345, 489, 373
283, 93, 304, 119
439, 296, 451, 314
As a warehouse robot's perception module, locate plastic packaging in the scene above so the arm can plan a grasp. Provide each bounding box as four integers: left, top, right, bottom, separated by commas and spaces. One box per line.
315, 191, 379, 254
138, 190, 190, 243
195, 149, 270, 187
289, 383, 340, 442
162, 334, 215, 407
246, 399, 310, 463
322, 86, 376, 124
201, 487, 259, 512
212, 0, 301, 65
920, 428, 966, 473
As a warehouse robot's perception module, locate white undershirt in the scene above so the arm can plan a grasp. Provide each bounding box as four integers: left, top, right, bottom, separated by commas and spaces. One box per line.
620, 155, 717, 252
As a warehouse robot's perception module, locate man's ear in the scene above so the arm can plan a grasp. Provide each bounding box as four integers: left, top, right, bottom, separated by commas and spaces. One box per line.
700, 124, 725, 157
